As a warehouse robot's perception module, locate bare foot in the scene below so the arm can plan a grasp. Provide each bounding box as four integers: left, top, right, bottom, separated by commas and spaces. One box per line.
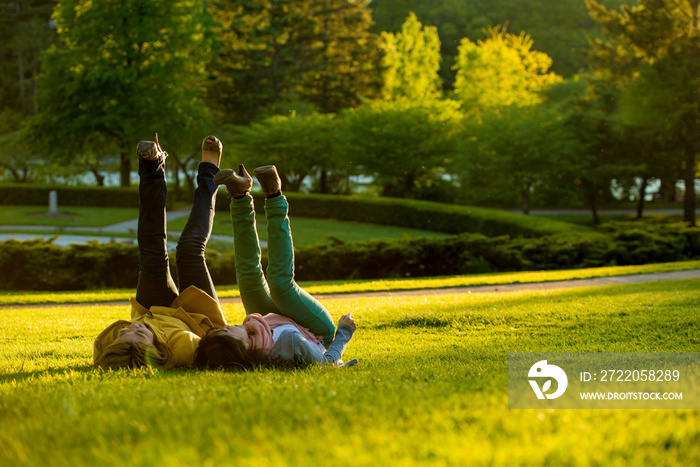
202, 135, 222, 167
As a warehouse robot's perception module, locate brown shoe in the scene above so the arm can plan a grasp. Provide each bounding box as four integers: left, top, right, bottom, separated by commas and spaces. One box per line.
214, 164, 253, 197
137, 133, 167, 160
254, 165, 281, 196
201, 135, 222, 167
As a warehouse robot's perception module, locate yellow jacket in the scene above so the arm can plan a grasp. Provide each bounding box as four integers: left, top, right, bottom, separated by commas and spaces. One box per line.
94, 286, 227, 366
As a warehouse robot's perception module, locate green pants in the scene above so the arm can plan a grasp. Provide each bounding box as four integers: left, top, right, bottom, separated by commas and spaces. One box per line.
230, 195, 335, 347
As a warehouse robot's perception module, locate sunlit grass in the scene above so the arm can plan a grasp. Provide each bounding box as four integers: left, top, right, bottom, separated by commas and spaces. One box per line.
168, 213, 450, 247
0, 280, 698, 466
0, 205, 139, 227
1, 260, 698, 306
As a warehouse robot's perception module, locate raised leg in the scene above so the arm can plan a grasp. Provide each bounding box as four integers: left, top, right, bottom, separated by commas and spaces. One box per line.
135, 155, 178, 308
230, 194, 279, 316
265, 195, 335, 346
175, 162, 220, 300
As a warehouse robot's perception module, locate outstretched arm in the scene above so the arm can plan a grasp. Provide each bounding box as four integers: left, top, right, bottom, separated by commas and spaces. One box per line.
271, 314, 357, 366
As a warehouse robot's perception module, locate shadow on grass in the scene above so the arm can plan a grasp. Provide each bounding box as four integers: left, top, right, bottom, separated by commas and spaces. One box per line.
0, 364, 95, 384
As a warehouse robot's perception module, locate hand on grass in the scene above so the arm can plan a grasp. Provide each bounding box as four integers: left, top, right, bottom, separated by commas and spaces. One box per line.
338, 313, 357, 331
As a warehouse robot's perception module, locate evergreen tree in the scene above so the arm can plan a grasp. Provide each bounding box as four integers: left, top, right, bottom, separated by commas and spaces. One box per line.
290, 0, 382, 114
587, 0, 700, 225
208, 0, 302, 124
32, 0, 211, 187
380, 12, 442, 100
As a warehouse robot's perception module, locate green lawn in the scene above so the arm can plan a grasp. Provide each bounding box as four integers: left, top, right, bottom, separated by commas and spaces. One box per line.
168, 213, 450, 246
0, 205, 139, 227
2, 260, 699, 306
0, 279, 698, 465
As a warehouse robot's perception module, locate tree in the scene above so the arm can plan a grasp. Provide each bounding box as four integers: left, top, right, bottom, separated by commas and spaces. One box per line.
452, 25, 562, 118
32, 0, 211, 187
208, 0, 302, 124
293, 0, 382, 114
228, 112, 339, 192
380, 12, 442, 100
587, 0, 700, 225
208, 0, 381, 125
339, 98, 462, 199
0, 0, 57, 182
465, 100, 584, 214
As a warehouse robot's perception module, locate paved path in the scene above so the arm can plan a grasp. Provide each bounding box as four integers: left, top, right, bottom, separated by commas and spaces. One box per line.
5, 269, 698, 309
0, 208, 265, 248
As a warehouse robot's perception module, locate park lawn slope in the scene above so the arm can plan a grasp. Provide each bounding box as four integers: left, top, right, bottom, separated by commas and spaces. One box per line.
0, 279, 698, 466
1, 260, 698, 306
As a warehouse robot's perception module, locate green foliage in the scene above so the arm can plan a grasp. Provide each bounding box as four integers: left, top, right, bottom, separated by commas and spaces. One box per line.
453, 25, 562, 117
4, 221, 698, 290
380, 12, 442, 100
227, 112, 341, 192
462, 99, 588, 212
339, 98, 462, 198
208, 0, 380, 123
1, 281, 698, 465
0, 239, 139, 290
293, 0, 382, 114
32, 0, 212, 186
587, 0, 700, 225
0, 183, 140, 207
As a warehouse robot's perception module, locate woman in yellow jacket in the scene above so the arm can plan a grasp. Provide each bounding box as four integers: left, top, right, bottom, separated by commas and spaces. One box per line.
93, 134, 227, 369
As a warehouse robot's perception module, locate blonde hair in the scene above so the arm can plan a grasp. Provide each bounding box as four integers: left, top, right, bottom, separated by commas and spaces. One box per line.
93, 320, 173, 370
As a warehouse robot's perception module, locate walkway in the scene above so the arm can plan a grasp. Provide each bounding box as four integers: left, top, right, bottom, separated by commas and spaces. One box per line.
0, 208, 265, 248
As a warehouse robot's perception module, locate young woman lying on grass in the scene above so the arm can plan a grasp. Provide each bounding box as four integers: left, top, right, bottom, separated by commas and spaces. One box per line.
194, 165, 357, 370
94, 134, 228, 369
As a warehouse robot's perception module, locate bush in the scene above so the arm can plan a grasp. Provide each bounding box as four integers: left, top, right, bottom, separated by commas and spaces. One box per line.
0, 239, 139, 290
216, 191, 592, 239
0, 183, 141, 207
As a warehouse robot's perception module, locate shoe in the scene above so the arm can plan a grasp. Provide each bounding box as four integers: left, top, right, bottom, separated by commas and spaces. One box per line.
137, 133, 167, 160
201, 135, 222, 167
254, 165, 281, 196
214, 164, 253, 197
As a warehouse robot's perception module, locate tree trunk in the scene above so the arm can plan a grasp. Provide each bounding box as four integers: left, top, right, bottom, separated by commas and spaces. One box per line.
319, 169, 328, 194
521, 184, 531, 215
589, 186, 600, 224
89, 166, 105, 186
120, 152, 131, 187
636, 176, 648, 219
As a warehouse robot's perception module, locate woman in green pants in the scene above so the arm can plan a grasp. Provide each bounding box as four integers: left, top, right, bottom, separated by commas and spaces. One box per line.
194, 165, 357, 369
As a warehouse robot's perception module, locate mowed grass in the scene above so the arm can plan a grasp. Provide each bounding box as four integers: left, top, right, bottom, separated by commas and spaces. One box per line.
2, 260, 699, 306
1, 279, 698, 466
0, 205, 140, 227
167, 213, 450, 246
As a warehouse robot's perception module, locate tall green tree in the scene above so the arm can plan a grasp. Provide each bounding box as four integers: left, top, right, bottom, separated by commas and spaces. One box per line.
293, 0, 382, 114
208, 0, 301, 124
587, 0, 700, 225
228, 112, 339, 192
340, 97, 462, 199
452, 25, 561, 118
463, 100, 584, 214
209, 0, 380, 124
380, 12, 442, 100
32, 0, 211, 187
0, 0, 57, 182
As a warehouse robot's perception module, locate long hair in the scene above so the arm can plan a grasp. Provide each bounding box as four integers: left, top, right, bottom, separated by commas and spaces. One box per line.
93, 321, 173, 370
194, 331, 265, 370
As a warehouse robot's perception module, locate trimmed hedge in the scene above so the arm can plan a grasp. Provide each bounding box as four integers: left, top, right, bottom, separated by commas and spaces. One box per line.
2, 222, 698, 290
1, 183, 589, 238
220, 191, 592, 239
0, 183, 141, 208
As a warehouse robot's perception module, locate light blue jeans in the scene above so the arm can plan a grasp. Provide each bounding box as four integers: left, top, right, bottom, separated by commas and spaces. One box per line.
230, 195, 335, 346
